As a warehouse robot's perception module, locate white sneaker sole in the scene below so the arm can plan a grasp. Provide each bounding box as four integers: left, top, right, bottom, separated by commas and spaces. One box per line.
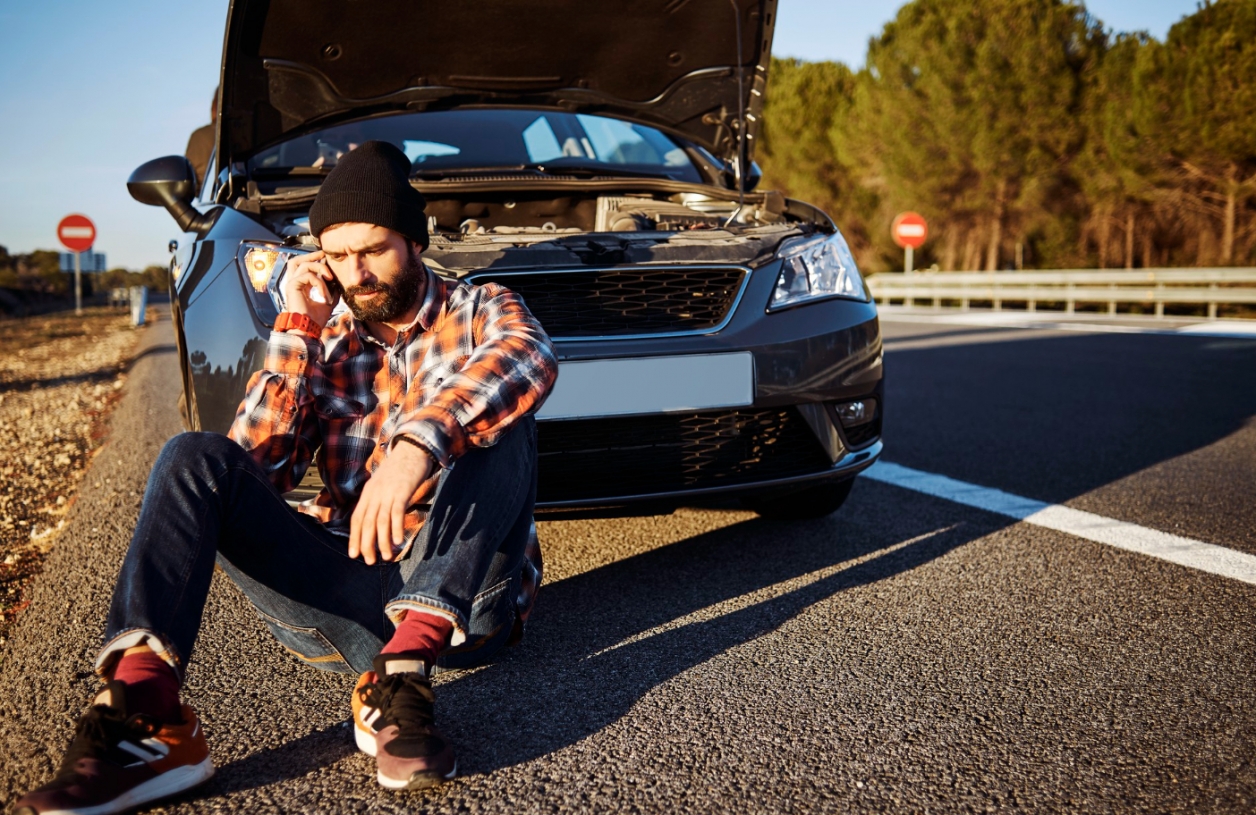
376, 760, 458, 790
354, 721, 378, 757
355, 720, 456, 789
33, 757, 215, 815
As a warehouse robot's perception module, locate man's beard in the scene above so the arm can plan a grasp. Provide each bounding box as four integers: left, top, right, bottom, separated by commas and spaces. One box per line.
343, 249, 425, 323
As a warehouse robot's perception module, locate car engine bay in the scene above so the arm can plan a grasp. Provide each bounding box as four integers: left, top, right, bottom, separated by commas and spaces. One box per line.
257, 187, 820, 272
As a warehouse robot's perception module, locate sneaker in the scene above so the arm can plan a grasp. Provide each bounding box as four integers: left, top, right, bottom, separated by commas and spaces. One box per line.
351, 654, 457, 790
13, 681, 214, 815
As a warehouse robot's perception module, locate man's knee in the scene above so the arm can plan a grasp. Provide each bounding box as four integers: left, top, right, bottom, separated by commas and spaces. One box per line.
154, 432, 245, 480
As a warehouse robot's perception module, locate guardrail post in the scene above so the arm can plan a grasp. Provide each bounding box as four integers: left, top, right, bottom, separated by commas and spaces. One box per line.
127, 286, 148, 323
1208, 283, 1218, 319
1066, 282, 1075, 314
129, 286, 148, 327
1155, 283, 1164, 318
1108, 285, 1117, 315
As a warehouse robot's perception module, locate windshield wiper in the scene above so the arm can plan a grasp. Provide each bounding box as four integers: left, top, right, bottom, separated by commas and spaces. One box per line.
523, 163, 672, 179
409, 163, 673, 180
250, 166, 333, 178
410, 165, 534, 178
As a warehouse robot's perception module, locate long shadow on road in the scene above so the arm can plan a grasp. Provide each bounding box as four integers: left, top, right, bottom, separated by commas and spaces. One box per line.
206, 494, 1002, 792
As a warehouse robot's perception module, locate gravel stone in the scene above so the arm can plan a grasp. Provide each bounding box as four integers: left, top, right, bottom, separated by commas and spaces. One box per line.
0, 307, 143, 647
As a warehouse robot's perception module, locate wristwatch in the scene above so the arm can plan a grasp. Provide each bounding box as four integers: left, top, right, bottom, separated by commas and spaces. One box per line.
274, 311, 323, 339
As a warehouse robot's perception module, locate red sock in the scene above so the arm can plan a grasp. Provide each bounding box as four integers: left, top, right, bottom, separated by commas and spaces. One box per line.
380, 611, 454, 666
112, 649, 181, 723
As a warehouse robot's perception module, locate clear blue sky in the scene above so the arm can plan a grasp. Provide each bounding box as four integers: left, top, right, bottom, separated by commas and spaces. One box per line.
0, 0, 1202, 270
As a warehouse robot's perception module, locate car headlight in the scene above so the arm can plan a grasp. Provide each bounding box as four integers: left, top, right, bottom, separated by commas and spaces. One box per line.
235, 242, 311, 325
768, 231, 867, 311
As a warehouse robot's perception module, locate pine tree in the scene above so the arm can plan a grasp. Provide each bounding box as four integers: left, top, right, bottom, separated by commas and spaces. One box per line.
1133, 0, 1256, 265
759, 58, 874, 254
834, 0, 1103, 271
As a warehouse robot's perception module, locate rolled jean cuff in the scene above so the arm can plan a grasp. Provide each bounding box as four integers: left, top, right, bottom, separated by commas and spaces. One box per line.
94, 628, 184, 682
385, 596, 468, 647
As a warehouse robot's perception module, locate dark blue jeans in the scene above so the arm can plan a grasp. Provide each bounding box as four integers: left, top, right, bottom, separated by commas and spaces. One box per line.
97, 419, 536, 677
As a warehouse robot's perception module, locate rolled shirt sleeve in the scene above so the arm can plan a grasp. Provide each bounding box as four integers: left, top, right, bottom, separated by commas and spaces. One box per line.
391, 284, 557, 468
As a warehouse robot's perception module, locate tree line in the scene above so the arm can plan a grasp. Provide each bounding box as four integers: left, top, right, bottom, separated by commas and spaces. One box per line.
758, 0, 1256, 272
0, 245, 167, 298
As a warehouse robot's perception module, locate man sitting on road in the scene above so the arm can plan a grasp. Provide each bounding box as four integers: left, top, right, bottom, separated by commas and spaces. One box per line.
16, 141, 558, 814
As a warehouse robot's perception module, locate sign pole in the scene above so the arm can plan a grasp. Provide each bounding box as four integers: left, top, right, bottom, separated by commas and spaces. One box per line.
57, 214, 96, 315
905, 246, 914, 274
74, 250, 82, 315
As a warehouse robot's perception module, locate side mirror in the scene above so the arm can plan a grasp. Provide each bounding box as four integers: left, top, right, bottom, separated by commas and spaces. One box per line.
127, 156, 213, 234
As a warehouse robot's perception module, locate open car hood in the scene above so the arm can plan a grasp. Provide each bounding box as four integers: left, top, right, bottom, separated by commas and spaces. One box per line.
218, 0, 776, 169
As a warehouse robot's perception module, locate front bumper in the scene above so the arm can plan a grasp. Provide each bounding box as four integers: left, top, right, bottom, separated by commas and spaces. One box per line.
535, 438, 881, 511
535, 287, 884, 509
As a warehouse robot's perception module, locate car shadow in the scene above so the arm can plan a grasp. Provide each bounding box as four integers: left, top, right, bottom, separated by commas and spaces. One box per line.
204, 492, 1003, 791
179, 320, 1255, 798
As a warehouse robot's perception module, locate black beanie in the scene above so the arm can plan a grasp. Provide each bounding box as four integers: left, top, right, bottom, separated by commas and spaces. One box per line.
309, 140, 429, 249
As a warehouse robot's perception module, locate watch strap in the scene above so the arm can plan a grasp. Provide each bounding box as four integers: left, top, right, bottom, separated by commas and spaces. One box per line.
274, 311, 323, 339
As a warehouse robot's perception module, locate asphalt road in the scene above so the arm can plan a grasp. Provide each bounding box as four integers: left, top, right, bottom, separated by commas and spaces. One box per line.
1, 308, 1254, 813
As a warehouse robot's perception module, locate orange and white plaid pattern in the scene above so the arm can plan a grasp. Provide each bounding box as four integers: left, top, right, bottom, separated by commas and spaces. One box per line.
228, 264, 557, 543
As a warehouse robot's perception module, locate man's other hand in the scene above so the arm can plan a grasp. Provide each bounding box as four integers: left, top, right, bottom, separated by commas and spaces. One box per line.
349, 440, 434, 565
282, 250, 337, 327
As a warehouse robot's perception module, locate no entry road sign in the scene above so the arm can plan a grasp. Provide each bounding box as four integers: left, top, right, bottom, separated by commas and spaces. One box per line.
891, 211, 928, 250
58, 214, 96, 314
58, 214, 96, 253
891, 211, 927, 273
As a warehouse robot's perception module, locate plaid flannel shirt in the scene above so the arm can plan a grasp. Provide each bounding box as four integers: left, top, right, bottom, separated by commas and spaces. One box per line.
228, 264, 557, 550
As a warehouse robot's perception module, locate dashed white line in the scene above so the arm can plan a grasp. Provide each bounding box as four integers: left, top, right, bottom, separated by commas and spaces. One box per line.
864, 461, 1256, 586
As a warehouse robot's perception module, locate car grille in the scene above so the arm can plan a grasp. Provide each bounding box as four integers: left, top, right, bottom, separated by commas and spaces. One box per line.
471, 266, 746, 338
537, 408, 833, 504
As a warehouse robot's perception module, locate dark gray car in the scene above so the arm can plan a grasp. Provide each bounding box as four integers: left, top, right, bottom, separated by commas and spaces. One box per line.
127, 0, 882, 521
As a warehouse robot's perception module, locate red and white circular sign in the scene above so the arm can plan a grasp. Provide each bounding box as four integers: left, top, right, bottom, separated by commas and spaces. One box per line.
57, 214, 96, 253
891, 211, 928, 250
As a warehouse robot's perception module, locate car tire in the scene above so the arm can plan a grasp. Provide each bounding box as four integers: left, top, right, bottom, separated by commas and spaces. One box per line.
749, 478, 855, 521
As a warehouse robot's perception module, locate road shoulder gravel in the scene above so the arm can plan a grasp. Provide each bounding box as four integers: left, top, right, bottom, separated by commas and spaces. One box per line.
0, 311, 181, 803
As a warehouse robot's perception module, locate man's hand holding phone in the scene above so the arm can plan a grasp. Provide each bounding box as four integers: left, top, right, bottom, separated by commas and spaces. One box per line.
282, 250, 340, 327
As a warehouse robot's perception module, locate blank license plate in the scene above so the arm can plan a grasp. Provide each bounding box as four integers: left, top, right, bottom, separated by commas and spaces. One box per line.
537, 353, 755, 421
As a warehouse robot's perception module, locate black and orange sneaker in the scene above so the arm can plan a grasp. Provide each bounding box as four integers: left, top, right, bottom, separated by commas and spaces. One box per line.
351, 655, 457, 790
13, 681, 213, 815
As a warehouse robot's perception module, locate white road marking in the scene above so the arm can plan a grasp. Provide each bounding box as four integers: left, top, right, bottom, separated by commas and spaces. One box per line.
1176, 321, 1256, 337
864, 461, 1256, 586
878, 308, 1256, 339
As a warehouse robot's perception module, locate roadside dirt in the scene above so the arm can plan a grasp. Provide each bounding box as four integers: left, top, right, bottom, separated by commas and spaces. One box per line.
0, 307, 146, 649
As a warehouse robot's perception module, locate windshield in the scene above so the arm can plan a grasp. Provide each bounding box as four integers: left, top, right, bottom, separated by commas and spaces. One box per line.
247, 109, 702, 183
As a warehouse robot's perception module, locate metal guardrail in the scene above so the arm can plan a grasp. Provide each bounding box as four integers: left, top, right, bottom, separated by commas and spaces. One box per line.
867, 268, 1256, 318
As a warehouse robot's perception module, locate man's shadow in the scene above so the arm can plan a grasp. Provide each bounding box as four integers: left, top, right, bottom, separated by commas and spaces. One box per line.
207, 483, 1002, 792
